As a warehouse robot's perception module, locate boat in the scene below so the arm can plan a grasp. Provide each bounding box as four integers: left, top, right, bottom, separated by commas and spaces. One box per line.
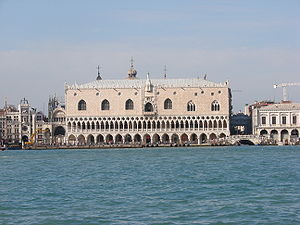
6, 144, 22, 150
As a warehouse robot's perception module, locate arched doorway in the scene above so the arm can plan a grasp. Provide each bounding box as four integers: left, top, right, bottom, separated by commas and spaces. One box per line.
134, 134, 142, 143
260, 130, 268, 137
145, 103, 154, 112
209, 133, 217, 140
68, 135, 76, 145
87, 135, 95, 145
115, 134, 123, 144
190, 133, 198, 144
77, 135, 85, 145
96, 134, 104, 144
171, 134, 179, 144
152, 133, 160, 144
281, 130, 289, 142
291, 129, 299, 142
106, 134, 113, 144
54, 126, 66, 136
200, 133, 207, 143
124, 134, 132, 143
54, 126, 66, 145
162, 133, 170, 144
270, 130, 279, 141
143, 134, 151, 144
180, 133, 188, 144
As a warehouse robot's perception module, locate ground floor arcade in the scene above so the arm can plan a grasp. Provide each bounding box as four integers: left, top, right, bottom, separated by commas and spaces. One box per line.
66, 131, 229, 145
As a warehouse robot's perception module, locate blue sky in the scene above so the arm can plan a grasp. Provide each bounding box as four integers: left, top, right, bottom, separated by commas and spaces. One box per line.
0, 0, 299, 112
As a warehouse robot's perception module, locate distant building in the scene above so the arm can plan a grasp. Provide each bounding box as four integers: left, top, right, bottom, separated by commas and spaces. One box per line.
230, 113, 252, 135
252, 103, 300, 144
0, 98, 46, 144
46, 96, 66, 144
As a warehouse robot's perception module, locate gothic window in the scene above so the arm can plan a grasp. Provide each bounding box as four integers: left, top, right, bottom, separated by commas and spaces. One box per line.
187, 101, 195, 111
125, 99, 134, 110
101, 99, 110, 110
164, 98, 172, 109
211, 100, 220, 111
78, 100, 86, 111
145, 102, 154, 112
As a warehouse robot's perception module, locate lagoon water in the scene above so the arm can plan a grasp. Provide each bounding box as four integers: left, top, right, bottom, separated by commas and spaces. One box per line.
1, 146, 300, 225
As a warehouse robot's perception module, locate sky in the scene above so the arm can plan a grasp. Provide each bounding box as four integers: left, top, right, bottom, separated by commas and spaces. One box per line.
0, 0, 299, 113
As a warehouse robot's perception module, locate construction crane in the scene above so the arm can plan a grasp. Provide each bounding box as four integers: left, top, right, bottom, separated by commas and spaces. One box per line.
273, 82, 300, 101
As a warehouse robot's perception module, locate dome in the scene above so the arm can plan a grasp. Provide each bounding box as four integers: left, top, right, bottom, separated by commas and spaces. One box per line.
128, 68, 137, 77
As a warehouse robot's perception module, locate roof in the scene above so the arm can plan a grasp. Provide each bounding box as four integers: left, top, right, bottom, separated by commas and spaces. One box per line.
66, 78, 229, 90
259, 103, 300, 111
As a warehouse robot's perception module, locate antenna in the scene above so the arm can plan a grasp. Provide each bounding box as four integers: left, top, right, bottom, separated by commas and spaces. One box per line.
164, 65, 167, 79
130, 57, 134, 68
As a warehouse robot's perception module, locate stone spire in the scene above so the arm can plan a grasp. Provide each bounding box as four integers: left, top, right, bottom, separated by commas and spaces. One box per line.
145, 72, 152, 92
127, 57, 137, 79
96, 65, 102, 80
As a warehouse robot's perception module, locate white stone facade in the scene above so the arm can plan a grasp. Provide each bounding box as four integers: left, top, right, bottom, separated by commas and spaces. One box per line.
65, 74, 232, 145
252, 103, 300, 143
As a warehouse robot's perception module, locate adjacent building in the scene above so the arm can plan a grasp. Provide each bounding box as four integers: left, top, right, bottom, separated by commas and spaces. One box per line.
252, 103, 300, 144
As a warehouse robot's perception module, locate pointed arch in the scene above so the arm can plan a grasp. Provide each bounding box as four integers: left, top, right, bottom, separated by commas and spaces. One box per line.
185, 120, 189, 129
180, 120, 184, 129
125, 99, 134, 110
145, 102, 154, 112
213, 120, 217, 128
133, 121, 137, 130
110, 121, 114, 130
152, 121, 156, 129
124, 121, 128, 130
223, 120, 227, 128
164, 98, 172, 109
162, 133, 170, 143
187, 101, 196, 111
162, 121, 166, 129
218, 120, 222, 128
78, 100, 86, 111
101, 99, 110, 110
171, 120, 175, 129
211, 100, 220, 111
175, 120, 179, 129
96, 134, 104, 144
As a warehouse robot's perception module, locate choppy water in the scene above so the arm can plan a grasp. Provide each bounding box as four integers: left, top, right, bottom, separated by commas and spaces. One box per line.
1, 146, 300, 225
